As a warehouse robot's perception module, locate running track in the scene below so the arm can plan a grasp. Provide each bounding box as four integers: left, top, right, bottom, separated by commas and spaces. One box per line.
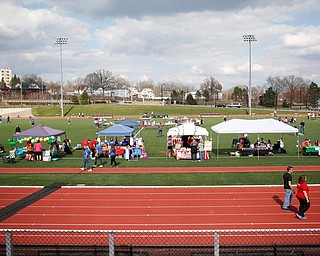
0, 185, 319, 230
0, 166, 319, 232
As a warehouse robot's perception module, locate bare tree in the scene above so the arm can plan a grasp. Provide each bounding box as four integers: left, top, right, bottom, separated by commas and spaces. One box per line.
95, 69, 114, 96
201, 76, 222, 106
84, 73, 98, 95
21, 74, 44, 86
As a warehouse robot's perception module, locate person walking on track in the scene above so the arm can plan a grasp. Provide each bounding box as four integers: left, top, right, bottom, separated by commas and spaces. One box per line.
282, 166, 294, 211
296, 175, 310, 220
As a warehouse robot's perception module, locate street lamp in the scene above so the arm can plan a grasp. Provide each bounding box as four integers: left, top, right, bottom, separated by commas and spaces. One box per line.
243, 34, 256, 116
55, 37, 68, 117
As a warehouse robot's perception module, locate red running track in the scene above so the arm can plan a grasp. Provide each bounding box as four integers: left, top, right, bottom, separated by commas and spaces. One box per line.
0, 185, 319, 231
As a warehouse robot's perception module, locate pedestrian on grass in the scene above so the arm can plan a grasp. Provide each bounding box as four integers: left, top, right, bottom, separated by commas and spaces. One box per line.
296, 175, 310, 220
109, 145, 118, 167
282, 166, 294, 211
190, 138, 198, 162
81, 146, 92, 172
198, 138, 204, 161
7, 115, 11, 123
157, 123, 163, 137
34, 139, 43, 161
94, 141, 103, 167
300, 120, 305, 134
15, 125, 21, 134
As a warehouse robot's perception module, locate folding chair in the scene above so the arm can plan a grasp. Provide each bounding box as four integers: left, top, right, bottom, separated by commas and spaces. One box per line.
9, 150, 16, 163
2, 150, 16, 164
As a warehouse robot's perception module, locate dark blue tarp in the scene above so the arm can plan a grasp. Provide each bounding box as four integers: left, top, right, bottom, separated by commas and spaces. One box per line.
98, 124, 135, 137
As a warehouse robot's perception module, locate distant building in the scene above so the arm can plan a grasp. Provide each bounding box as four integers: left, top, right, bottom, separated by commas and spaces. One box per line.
140, 88, 154, 99
111, 84, 129, 98
0, 67, 12, 86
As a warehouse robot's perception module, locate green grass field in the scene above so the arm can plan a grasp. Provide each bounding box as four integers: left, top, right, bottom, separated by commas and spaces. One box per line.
0, 104, 319, 186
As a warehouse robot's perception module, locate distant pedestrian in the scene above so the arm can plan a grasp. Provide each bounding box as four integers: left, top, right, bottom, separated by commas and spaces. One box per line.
282, 166, 294, 211
81, 146, 92, 172
15, 125, 21, 134
31, 118, 35, 126
300, 120, 305, 134
7, 115, 11, 123
223, 114, 227, 122
157, 123, 163, 137
200, 117, 204, 125
0, 115, 2, 124
296, 175, 310, 220
68, 117, 71, 125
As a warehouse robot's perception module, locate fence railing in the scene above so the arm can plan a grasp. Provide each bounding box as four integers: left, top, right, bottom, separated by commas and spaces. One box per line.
1, 229, 319, 256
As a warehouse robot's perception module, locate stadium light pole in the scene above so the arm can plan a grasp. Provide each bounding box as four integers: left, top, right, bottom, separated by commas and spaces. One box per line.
55, 37, 68, 117
243, 34, 256, 116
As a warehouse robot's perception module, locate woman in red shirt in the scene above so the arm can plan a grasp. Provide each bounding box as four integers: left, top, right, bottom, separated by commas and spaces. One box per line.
296, 175, 310, 220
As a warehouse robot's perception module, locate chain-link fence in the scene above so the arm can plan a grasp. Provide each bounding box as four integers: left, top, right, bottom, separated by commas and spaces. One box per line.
0, 229, 319, 256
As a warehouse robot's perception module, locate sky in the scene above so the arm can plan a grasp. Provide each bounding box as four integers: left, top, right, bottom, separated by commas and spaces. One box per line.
1, 0, 320, 90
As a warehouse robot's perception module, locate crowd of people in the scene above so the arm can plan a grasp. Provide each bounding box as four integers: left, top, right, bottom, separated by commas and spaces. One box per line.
167, 135, 205, 161
235, 134, 286, 155
80, 136, 145, 171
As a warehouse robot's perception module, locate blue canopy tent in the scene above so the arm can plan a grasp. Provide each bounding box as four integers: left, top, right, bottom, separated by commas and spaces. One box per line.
117, 118, 140, 127
98, 124, 135, 138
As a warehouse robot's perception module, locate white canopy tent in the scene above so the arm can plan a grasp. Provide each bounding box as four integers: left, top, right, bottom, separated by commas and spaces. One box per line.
166, 122, 209, 158
167, 122, 209, 137
211, 119, 299, 158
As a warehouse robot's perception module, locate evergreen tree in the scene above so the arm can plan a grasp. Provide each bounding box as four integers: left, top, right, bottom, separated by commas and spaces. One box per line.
186, 93, 197, 105
307, 82, 320, 107
80, 90, 90, 105
259, 87, 276, 107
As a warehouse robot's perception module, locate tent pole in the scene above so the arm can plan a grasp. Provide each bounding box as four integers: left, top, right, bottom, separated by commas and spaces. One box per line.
258, 133, 260, 160
216, 134, 219, 159
166, 136, 168, 160
298, 134, 300, 160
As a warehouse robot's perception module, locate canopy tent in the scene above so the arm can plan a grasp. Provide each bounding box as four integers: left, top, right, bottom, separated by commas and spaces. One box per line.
211, 119, 298, 134
167, 122, 209, 137
211, 118, 299, 158
117, 118, 140, 127
13, 124, 66, 139
166, 122, 209, 158
98, 124, 135, 137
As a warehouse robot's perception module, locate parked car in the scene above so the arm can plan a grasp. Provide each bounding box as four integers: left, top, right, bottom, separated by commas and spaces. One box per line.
227, 102, 241, 108
215, 104, 226, 108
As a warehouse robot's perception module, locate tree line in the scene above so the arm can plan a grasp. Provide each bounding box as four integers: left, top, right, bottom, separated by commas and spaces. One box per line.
2, 69, 319, 108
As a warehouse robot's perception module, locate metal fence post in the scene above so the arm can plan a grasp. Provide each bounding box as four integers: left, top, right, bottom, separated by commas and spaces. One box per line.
109, 231, 115, 256
6, 231, 13, 256
214, 231, 219, 256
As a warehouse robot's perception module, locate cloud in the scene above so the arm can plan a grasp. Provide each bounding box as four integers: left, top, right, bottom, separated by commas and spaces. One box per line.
1, 0, 320, 90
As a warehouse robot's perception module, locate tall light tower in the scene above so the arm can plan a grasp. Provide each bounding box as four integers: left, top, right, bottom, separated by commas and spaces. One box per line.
243, 34, 256, 116
55, 37, 68, 117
